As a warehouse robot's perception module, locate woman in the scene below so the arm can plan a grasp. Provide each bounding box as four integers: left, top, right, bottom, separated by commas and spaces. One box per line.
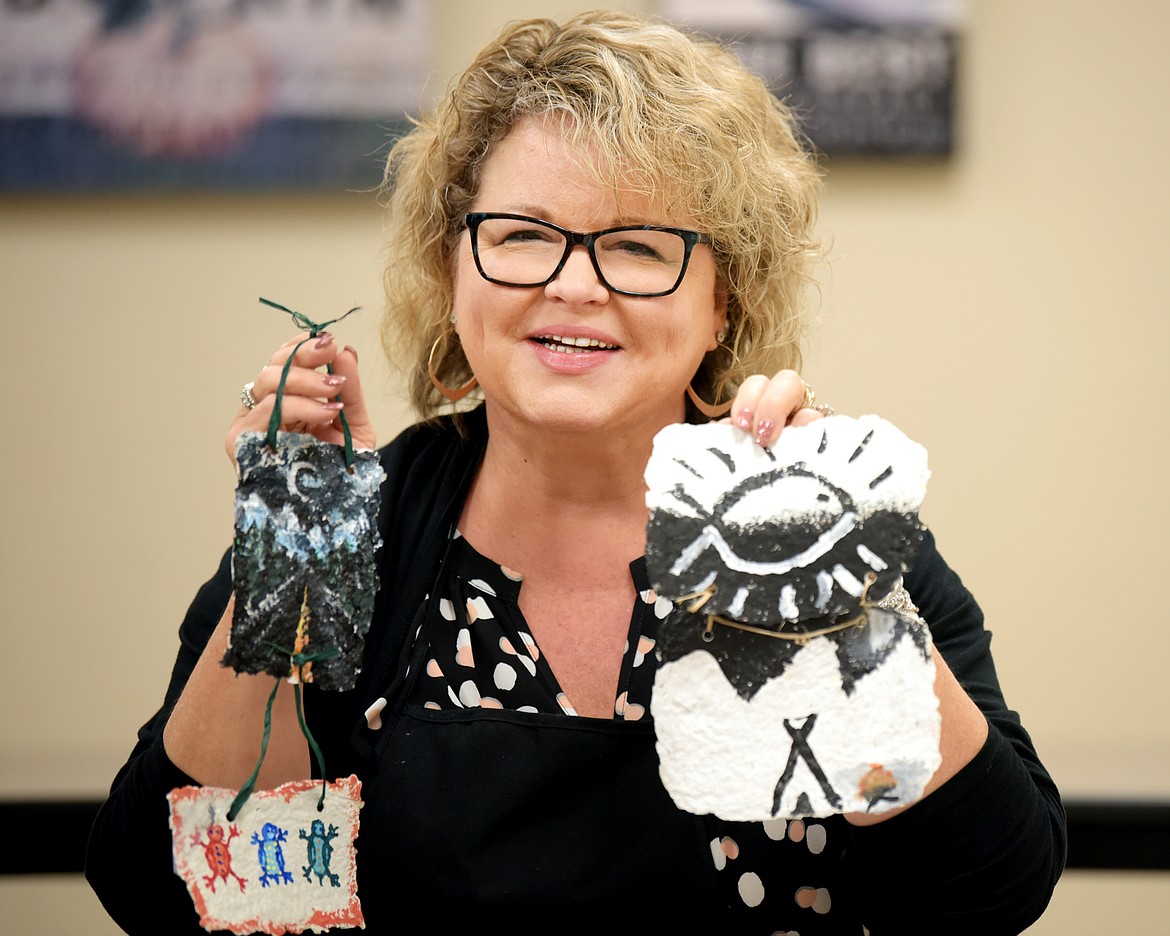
87, 11, 1064, 933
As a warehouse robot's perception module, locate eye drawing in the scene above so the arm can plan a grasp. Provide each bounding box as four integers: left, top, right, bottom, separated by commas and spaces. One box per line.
666, 465, 860, 619
645, 416, 942, 821
646, 420, 927, 633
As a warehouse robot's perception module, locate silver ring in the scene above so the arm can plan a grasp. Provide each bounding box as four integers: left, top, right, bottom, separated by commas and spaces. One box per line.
813, 404, 837, 417
240, 381, 257, 410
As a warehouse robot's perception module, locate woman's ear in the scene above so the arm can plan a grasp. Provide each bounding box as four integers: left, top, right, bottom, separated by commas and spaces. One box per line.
710, 289, 730, 350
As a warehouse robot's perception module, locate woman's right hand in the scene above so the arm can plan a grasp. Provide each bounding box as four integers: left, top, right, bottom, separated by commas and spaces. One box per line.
729, 369, 823, 448
226, 332, 376, 467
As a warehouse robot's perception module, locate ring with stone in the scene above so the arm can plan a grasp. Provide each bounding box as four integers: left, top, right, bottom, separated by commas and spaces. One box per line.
240, 381, 258, 410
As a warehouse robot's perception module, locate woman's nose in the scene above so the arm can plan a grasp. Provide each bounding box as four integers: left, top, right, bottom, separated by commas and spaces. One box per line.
545, 245, 610, 302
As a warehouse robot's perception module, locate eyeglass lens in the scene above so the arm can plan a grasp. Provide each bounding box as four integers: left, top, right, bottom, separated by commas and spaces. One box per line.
473, 216, 692, 295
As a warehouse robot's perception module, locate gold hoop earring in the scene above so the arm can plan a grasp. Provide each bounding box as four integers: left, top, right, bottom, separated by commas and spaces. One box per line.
686, 383, 733, 418
428, 328, 478, 402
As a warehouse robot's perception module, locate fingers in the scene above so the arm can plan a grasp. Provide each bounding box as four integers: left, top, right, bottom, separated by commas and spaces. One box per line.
729, 369, 826, 448
787, 407, 822, 428
246, 364, 347, 416
327, 345, 375, 449
225, 334, 376, 465
234, 333, 345, 429
247, 332, 343, 407
226, 395, 343, 465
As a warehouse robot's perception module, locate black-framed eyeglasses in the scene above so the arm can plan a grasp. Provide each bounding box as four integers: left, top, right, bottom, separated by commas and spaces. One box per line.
465, 212, 713, 298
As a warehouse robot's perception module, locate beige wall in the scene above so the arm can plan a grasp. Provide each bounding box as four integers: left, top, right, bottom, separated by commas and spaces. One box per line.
2, 0, 1167, 931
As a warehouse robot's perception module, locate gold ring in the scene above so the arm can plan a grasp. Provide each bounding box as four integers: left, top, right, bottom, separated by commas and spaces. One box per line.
801, 383, 816, 410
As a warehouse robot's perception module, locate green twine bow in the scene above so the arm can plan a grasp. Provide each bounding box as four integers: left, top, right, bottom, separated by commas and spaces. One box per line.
259, 297, 361, 470
226, 646, 341, 822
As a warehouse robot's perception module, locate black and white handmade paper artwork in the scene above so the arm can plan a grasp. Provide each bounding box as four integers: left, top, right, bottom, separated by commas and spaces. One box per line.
225, 432, 385, 691
644, 416, 941, 820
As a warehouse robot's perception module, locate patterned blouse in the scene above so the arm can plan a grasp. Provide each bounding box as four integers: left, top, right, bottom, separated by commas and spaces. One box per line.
405, 528, 846, 932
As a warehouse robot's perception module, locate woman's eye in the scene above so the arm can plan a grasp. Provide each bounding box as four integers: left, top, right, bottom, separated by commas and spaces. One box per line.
609, 239, 665, 261
501, 227, 552, 244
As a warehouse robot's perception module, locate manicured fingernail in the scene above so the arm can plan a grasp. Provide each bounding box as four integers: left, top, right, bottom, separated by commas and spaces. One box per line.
344, 344, 358, 364
323, 373, 347, 388
323, 401, 344, 411
753, 419, 775, 447
314, 332, 334, 349
736, 409, 753, 431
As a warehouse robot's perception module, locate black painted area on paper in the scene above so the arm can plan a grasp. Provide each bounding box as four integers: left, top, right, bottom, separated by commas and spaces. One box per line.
656, 605, 927, 701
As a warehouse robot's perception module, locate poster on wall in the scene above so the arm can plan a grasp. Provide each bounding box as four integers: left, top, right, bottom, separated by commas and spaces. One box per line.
665, 0, 966, 156
0, 0, 431, 190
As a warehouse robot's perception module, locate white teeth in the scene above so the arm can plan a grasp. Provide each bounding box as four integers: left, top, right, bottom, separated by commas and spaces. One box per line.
541, 334, 618, 351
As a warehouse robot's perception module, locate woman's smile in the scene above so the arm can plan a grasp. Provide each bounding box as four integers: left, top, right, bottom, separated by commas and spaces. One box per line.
530, 334, 621, 353
527, 325, 623, 374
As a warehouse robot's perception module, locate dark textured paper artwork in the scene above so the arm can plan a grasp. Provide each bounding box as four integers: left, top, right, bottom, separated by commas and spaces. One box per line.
644, 416, 941, 820
225, 431, 385, 691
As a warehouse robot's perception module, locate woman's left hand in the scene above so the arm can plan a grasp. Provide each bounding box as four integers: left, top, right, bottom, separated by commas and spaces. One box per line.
227, 334, 374, 469
728, 369, 825, 447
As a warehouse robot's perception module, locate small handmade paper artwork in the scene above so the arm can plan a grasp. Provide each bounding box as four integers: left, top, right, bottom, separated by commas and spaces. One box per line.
225, 431, 385, 691
644, 416, 941, 820
168, 776, 364, 934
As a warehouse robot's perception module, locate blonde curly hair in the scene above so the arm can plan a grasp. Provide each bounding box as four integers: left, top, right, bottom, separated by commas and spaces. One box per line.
380, 10, 822, 422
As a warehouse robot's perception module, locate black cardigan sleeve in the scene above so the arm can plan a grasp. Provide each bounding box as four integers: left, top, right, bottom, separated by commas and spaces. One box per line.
845, 528, 1067, 936
85, 414, 483, 934
85, 548, 235, 935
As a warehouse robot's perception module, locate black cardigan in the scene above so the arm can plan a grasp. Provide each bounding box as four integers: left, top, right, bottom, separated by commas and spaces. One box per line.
87, 408, 1065, 934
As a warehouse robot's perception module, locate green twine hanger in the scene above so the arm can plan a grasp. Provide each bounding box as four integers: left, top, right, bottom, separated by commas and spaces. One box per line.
226, 646, 340, 822
226, 296, 361, 821
259, 297, 361, 470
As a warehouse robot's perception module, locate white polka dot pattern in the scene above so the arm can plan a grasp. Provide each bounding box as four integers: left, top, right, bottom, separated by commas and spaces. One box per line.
493, 661, 517, 691
738, 871, 765, 907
